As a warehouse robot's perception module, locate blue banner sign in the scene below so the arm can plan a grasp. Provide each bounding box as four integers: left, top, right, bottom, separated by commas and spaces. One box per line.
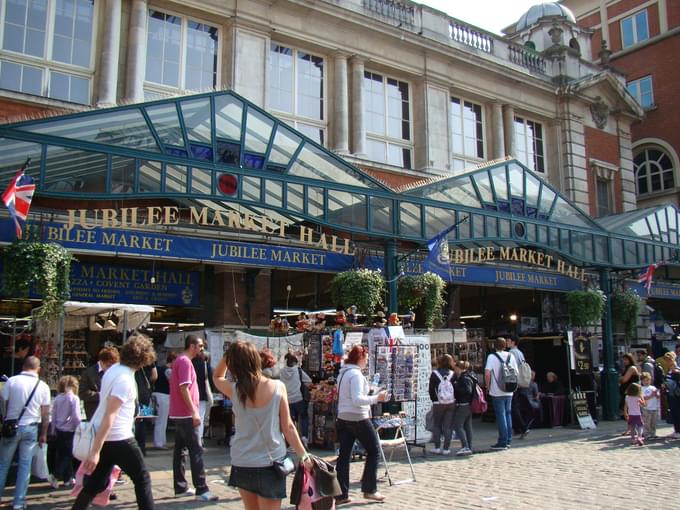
629, 281, 680, 300
70, 262, 200, 306
0, 220, 355, 272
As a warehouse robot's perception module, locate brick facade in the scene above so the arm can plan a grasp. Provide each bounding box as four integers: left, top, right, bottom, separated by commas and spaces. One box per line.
584, 126, 621, 216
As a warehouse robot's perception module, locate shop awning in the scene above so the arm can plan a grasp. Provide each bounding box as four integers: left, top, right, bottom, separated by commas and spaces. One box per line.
36, 301, 154, 332
0, 89, 678, 270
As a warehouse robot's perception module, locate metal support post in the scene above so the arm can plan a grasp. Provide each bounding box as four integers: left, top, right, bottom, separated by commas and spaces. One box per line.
385, 240, 398, 314
599, 269, 619, 420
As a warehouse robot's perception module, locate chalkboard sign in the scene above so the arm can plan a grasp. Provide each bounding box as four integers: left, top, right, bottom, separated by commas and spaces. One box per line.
572, 391, 596, 429
573, 336, 593, 375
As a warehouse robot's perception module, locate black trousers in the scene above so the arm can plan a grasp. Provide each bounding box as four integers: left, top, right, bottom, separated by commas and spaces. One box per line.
71, 438, 154, 510
512, 392, 528, 433
335, 418, 379, 499
55, 430, 78, 482
172, 418, 208, 495
668, 396, 680, 433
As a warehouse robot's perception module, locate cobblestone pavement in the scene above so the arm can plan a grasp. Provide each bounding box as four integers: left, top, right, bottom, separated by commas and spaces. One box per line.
5, 420, 678, 509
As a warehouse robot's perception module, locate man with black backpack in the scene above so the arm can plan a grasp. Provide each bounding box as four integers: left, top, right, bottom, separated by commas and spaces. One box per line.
485, 338, 519, 450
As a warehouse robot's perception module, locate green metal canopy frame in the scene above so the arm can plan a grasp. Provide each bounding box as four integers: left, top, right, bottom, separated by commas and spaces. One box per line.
0, 89, 678, 270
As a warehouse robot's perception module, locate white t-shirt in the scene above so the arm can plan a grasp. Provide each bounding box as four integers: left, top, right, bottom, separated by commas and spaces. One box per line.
1, 372, 50, 426
93, 363, 137, 441
485, 351, 518, 397
642, 385, 660, 412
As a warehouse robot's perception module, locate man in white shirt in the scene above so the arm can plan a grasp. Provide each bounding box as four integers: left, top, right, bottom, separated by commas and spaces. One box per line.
0, 356, 51, 510
485, 338, 518, 450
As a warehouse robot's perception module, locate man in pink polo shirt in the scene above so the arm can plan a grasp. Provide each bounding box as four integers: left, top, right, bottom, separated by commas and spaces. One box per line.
169, 335, 217, 501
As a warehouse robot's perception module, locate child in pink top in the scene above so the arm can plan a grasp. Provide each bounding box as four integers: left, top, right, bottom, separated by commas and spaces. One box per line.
624, 383, 645, 446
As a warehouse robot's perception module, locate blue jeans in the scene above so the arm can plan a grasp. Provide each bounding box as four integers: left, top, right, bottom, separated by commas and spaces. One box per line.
335, 419, 380, 499
0, 424, 39, 508
491, 395, 513, 447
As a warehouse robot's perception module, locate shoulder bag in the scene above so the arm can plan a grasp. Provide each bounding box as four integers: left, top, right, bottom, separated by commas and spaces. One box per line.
73, 377, 115, 461
1, 376, 41, 438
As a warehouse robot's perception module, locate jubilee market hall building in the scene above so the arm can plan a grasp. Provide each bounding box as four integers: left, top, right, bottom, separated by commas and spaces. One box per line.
0, 0, 679, 419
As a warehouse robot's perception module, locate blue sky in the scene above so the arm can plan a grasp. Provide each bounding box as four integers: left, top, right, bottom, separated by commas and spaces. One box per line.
419, 1, 544, 34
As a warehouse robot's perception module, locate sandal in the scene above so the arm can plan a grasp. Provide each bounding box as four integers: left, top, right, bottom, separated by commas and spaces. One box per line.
363, 492, 386, 502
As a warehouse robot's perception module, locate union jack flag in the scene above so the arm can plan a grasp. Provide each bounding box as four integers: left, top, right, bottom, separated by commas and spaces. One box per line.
638, 261, 665, 293
2, 158, 35, 239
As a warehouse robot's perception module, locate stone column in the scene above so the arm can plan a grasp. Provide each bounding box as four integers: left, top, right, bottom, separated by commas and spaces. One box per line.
491, 102, 505, 159
659, 0, 668, 34
332, 52, 349, 154
125, 0, 147, 103
97, 0, 122, 106
349, 56, 366, 157
502, 104, 515, 157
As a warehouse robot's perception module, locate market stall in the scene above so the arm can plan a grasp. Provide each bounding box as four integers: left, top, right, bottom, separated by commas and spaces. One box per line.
33, 301, 153, 389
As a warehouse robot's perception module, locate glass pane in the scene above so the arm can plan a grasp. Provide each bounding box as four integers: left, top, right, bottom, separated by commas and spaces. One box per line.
264, 180, 283, 208
44, 145, 106, 193
499, 219, 510, 238
146, 103, 185, 147
184, 21, 218, 91
180, 98, 212, 144
458, 214, 471, 239
371, 197, 393, 233
594, 236, 608, 262
296, 52, 323, 120
17, 108, 159, 151
286, 183, 304, 213
611, 238, 624, 266
165, 163, 187, 192
270, 126, 302, 167
138, 159, 161, 192
328, 191, 367, 229
538, 186, 555, 218
110, 155, 135, 193
307, 186, 324, 219
425, 207, 456, 239
48, 71, 69, 101
192, 168, 212, 194
268, 44, 294, 114
146, 10, 181, 87
486, 216, 497, 238
490, 165, 508, 200
242, 176, 261, 202
508, 162, 524, 197
244, 108, 274, 154
399, 202, 421, 237
290, 143, 376, 188
472, 214, 484, 239
550, 197, 591, 228
215, 94, 243, 140
623, 240, 637, 265
571, 232, 589, 260
525, 171, 541, 207
473, 171, 494, 203
0, 139, 43, 186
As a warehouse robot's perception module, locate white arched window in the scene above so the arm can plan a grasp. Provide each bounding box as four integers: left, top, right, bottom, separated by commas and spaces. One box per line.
634, 146, 675, 195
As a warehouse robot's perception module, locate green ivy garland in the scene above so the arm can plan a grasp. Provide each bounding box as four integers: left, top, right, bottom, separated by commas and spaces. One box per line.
398, 272, 447, 329
330, 269, 384, 319
612, 288, 641, 340
2, 240, 74, 320
566, 289, 606, 327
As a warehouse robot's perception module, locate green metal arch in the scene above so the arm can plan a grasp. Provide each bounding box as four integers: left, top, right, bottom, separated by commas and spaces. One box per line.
0, 90, 678, 270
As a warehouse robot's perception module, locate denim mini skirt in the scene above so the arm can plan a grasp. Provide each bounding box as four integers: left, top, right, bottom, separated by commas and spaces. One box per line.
228, 465, 286, 499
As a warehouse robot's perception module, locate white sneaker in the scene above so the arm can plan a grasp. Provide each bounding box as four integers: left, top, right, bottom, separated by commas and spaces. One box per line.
196, 490, 218, 502
442, 449, 451, 455
455, 448, 467, 456
428, 448, 442, 455
48, 474, 59, 489
175, 488, 195, 497
669, 432, 680, 439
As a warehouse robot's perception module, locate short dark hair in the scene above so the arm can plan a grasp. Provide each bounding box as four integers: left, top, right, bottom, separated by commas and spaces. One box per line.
508, 335, 519, 346
185, 334, 202, 350
121, 334, 156, 370
22, 356, 39, 371
285, 353, 298, 367
15, 339, 31, 353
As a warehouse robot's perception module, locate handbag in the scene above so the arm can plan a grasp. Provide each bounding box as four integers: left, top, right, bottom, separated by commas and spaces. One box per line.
1, 377, 40, 439
73, 379, 114, 461
299, 368, 311, 403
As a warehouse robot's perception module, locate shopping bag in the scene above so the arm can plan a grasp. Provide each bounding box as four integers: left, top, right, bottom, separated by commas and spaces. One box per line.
73, 421, 96, 461
31, 444, 49, 480
71, 463, 121, 506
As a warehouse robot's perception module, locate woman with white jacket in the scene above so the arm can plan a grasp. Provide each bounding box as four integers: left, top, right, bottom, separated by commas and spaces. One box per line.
334, 345, 387, 505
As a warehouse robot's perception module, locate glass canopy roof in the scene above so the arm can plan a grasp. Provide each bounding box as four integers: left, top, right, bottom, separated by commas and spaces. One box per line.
0, 90, 678, 270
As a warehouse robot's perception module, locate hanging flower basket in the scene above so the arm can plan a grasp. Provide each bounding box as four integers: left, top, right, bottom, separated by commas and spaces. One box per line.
2, 240, 74, 320
612, 288, 641, 340
398, 271, 446, 330
566, 288, 606, 327
330, 269, 384, 320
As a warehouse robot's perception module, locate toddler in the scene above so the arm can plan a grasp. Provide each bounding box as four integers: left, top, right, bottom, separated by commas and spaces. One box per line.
640, 372, 660, 439
624, 382, 645, 446
48, 375, 82, 488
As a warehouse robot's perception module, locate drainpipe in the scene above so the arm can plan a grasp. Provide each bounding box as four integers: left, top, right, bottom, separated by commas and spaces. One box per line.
599, 268, 619, 420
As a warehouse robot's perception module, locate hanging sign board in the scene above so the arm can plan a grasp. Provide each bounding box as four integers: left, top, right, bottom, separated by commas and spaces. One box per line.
573, 336, 594, 375
344, 332, 363, 348
572, 391, 596, 429
453, 329, 467, 343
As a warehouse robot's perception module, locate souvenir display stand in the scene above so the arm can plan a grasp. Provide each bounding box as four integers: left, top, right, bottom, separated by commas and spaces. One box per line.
373, 413, 416, 486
